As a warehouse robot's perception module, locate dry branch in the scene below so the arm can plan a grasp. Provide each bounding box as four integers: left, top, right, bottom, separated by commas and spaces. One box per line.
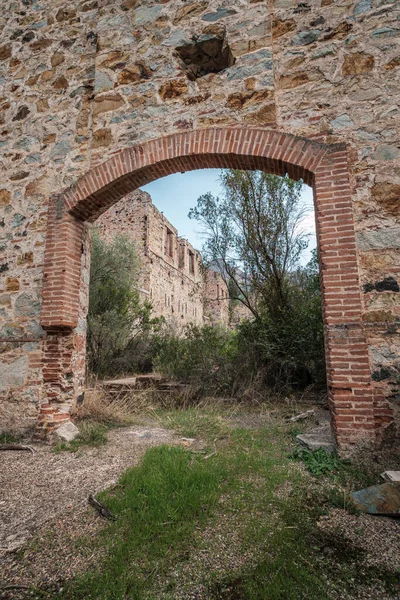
0, 444, 35, 454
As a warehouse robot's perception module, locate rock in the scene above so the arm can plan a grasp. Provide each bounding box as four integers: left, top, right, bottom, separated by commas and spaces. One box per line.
159, 79, 188, 100
245, 103, 276, 124
133, 5, 163, 26
6, 277, 20, 292
15, 293, 41, 317
92, 128, 112, 148
56, 8, 76, 22
95, 71, 114, 93
342, 52, 374, 76
351, 483, 400, 516
50, 139, 71, 160
120, 0, 137, 10
296, 424, 336, 454
371, 182, 400, 215
357, 227, 400, 250
51, 52, 65, 67
330, 113, 355, 130
10, 213, 26, 227
354, 0, 371, 15
53, 75, 68, 90
93, 93, 125, 115
291, 30, 321, 46
372, 145, 400, 161
272, 19, 296, 38
201, 8, 237, 22
381, 471, 400, 482
54, 421, 80, 443
12, 106, 30, 121
0, 356, 28, 391
0, 44, 12, 60
0, 189, 11, 205
279, 71, 309, 89
173, 2, 207, 24
10, 172, 29, 182
384, 57, 400, 71
363, 276, 399, 293
322, 21, 352, 41
117, 62, 152, 85
371, 27, 399, 40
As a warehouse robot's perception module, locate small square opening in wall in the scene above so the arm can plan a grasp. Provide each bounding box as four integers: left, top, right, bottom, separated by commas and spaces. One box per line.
175, 24, 235, 81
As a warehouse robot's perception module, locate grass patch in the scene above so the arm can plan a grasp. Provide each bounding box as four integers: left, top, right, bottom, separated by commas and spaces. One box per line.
59, 406, 399, 599
54, 422, 109, 453
0, 431, 23, 444
62, 445, 228, 599
290, 447, 348, 476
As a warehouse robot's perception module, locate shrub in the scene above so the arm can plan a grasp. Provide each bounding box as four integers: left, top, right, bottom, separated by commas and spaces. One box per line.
154, 324, 237, 394
87, 230, 162, 378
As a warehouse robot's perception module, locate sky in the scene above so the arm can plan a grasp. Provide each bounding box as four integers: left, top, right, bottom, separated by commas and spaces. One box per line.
141, 169, 316, 266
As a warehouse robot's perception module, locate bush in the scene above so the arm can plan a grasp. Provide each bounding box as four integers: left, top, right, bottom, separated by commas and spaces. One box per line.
154, 324, 238, 395
87, 230, 162, 378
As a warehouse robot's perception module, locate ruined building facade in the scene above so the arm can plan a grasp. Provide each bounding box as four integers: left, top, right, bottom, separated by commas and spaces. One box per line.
0, 0, 399, 452
96, 190, 231, 329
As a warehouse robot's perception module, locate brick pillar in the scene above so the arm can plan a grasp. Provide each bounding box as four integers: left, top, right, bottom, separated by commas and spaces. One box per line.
38, 197, 88, 436
314, 152, 376, 452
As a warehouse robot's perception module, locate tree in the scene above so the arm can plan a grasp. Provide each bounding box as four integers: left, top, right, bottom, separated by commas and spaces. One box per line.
188, 170, 309, 320
87, 230, 156, 377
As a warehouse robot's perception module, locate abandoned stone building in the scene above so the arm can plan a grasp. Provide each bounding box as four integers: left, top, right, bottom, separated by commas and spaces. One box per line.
0, 0, 399, 453
96, 190, 231, 328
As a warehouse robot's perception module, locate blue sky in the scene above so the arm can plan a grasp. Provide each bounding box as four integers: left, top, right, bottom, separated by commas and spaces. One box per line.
141, 169, 316, 265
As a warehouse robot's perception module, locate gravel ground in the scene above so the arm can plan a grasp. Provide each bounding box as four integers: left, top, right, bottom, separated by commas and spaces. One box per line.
1, 412, 399, 600
0, 424, 181, 554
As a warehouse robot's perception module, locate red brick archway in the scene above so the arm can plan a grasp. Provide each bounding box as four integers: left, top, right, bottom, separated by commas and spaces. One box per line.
40, 126, 380, 451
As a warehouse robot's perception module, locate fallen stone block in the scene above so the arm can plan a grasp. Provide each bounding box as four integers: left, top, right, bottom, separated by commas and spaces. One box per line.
380, 471, 400, 483
54, 421, 80, 443
296, 424, 336, 454
351, 483, 400, 516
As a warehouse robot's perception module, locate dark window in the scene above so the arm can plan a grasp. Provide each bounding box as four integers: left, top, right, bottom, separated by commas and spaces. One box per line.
189, 250, 195, 274
166, 228, 174, 258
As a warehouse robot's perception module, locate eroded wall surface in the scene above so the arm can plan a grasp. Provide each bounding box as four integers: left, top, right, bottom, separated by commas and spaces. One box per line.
97, 190, 206, 329
0, 0, 399, 445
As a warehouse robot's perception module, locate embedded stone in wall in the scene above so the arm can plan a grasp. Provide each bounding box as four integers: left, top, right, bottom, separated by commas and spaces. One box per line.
342, 52, 374, 76
159, 79, 188, 100
0, 190, 11, 205
0, 356, 28, 391
371, 183, 400, 215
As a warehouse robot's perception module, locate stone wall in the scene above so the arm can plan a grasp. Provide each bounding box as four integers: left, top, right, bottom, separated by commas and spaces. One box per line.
0, 0, 399, 451
97, 190, 207, 329
203, 268, 230, 326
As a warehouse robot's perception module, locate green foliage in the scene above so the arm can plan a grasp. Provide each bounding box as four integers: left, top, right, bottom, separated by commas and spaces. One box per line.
154, 324, 237, 394
234, 254, 326, 389
189, 170, 326, 390
189, 170, 309, 318
290, 447, 347, 476
54, 422, 108, 453
60, 407, 397, 600
87, 230, 162, 377
0, 431, 21, 444
155, 263, 325, 393
62, 445, 228, 599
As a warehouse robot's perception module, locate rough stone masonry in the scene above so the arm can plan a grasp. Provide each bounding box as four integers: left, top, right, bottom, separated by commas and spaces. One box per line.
0, 0, 399, 453
96, 189, 233, 329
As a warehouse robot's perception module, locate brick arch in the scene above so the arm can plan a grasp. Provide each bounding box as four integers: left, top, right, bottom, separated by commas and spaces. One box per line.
40, 126, 379, 451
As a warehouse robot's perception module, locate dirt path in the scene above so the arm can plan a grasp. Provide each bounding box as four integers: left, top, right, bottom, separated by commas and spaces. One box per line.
0, 424, 181, 553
